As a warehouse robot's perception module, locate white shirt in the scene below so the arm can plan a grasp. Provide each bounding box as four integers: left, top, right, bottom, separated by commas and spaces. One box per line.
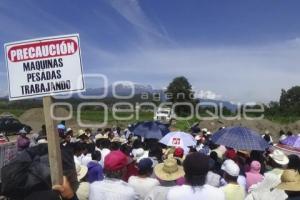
128, 176, 160, 199
220, 175, 247, 191
167, 184, 225, 200
145, 186, 172, 200
81, 153, 92, 167
89, 178, 138, 200
98, 148, 110, 167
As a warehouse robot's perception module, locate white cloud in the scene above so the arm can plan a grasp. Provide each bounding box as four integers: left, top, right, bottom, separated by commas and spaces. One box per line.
107, 0, 172, 44
195, 90, 222, 100
88, 39, 300, 103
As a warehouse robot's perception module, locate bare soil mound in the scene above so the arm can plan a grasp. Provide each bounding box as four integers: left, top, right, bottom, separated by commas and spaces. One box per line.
19, 107, 72, 132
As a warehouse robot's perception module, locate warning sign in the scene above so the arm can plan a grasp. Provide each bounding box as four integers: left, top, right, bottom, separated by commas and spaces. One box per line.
4, 34, 85, 100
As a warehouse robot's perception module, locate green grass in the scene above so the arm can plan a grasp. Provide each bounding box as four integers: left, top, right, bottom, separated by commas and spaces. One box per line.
0, 109, 26, 117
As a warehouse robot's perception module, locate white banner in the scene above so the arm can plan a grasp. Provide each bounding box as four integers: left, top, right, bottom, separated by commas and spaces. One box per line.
4, 34, 85, 100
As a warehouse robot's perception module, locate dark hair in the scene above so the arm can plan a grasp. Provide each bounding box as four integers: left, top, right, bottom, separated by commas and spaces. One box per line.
99, 139, 111, 149
287, 154, 300, 173
132, 139, 143, 149
148, 144, 163, 162
287, 131, 293, 136
263, 134, 271, 142
138, 166, 153, 176
110, 142, 121, 151
105, 169, 123, 179
73, 142, 84, 155
87, 143, 95, 154
183, 153, 209, 186
92, 150, 101, 161
224, 172, 238, 183
120, 144, 132, 156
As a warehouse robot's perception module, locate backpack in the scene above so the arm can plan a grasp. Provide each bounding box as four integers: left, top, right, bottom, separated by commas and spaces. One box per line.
1, 145, 51, 199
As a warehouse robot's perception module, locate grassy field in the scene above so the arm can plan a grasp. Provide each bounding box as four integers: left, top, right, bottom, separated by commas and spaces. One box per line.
76, 110, 200, 131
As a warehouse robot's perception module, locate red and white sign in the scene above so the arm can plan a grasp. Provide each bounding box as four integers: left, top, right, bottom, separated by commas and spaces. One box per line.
4, 34, 85, 100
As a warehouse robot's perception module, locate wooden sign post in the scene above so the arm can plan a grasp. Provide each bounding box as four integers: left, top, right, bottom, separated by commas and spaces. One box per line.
43, 96, 63, 185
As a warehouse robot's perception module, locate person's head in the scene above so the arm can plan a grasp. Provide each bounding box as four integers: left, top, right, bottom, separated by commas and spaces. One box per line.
263, 134, 271, 143
287, 154, 300, 173
173, 147, 184, 159
148, 144, 163, 162
73, 142, 84, 157
110, 141, 121, 151
138, 158, 153, 177
19, 128, 27, 136
183, 152, 210, 186
132, 139, 143, 149
120, 144, 131, 156
279, 130, 285, 136
210, 151, 218, 161
287, 131, 293, 136
92, 150, 101, 162
269, 150, 289, 168
221, 159, 240, 183
41, 124, 46, 131
154, 158, 184, 183
277, 169, 300, 197
60, 120, 66, 126
104, 150, 128, 179
250, 160, 261, 173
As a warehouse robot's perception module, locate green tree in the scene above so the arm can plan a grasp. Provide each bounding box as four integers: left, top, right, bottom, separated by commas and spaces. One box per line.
279, 86, 300, 115
165, 76, 196, 116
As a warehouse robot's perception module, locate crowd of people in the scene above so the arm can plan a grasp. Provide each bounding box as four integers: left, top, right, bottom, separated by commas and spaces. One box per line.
1, 121, 300, 200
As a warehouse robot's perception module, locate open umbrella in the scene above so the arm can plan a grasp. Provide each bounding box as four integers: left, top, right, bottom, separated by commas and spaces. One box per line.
211, 126, 269, 151
132, 121, 170, 139
159, 131, 196, 148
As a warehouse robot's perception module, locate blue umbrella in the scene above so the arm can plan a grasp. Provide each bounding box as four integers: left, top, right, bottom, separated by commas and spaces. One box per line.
211, 126, 269, 151
132, 121, 170, 139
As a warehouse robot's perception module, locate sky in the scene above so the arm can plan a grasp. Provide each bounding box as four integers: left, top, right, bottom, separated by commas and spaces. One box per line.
1, 0, 300, 103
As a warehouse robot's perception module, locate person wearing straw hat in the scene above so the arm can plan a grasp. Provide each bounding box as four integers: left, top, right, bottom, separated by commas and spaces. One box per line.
267, 149, 289, 177
145, 158, 184, 200
277, 169, 300, 199
167, 153, 225, 200
75, 163, 89, 200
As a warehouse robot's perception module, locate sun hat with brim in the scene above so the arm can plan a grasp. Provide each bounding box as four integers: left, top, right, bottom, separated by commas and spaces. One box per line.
154, 158, 185, 181
95, 134, 108, 140
76, 163, 88, 180
77, 129, 86, 138
269, 149, 289, 165
277, 169, 300, 191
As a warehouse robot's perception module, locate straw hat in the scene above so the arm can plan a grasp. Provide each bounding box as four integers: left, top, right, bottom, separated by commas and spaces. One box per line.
95, 134, 108, 140
77, 129, 86, 138
154, 158, 185, 181
269, 150, 289, 165
76, 163, 88, 181
277, 169, 300, 191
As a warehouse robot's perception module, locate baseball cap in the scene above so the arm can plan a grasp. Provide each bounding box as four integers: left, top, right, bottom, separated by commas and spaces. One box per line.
104, 150, 128, 171
221, 159, 240, 177
174, 147, 184, 158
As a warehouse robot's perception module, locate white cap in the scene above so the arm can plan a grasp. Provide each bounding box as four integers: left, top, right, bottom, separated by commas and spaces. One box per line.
221, 159, 240, 177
